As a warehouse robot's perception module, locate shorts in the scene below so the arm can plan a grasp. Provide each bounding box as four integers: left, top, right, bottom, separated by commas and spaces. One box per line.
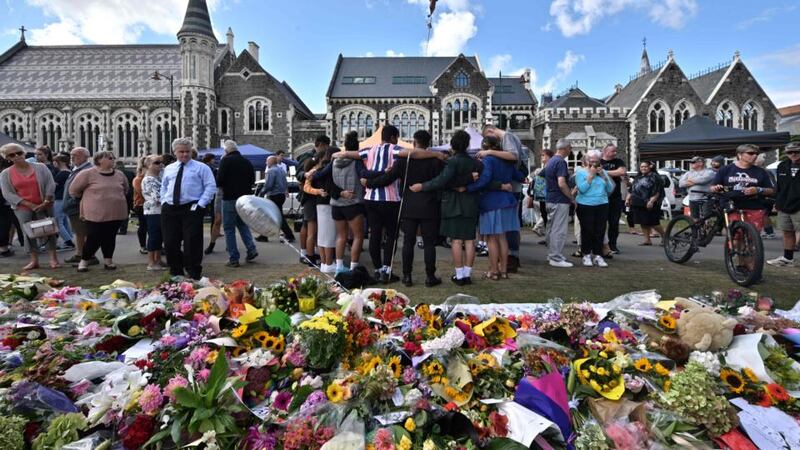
778, 210, 800, 232
68, 214, 86, 234
728, 209, 766, 232
332, 204, 365, 221
303, 201, 317, 222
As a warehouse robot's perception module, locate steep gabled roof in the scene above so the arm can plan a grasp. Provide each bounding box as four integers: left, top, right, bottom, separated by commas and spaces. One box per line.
543, 87, 606, 109
689, 65, 729, 104
328, 55, 480, 98
178, 0, 216, 40
489, 77, 535, 105
606, 68, 661, 109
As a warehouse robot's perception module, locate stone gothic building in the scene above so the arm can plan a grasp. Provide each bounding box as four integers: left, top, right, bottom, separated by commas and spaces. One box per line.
534, 47, 781, 168
325, 54, 537, 150
0, 0, 323, 163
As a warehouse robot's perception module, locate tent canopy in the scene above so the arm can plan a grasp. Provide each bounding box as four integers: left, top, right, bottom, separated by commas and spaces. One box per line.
359, 125, 414, 149
638, 116, 791, 161
431, 126, 484, 156
198, 144, 297, 172
0, 132, 35, 153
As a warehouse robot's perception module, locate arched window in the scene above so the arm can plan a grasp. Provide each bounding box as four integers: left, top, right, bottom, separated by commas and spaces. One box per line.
75, 112, 102, 154
742, 101, 760, 131
37, 112, 64, 150
442, 96, 480, 135
673, 101, 693, 127
648, 102, 667, 133
445, 103, 453, 130
338, 107, 375, 140
390, 108, 428, 140
114, 112, 140, 158
245, 97, 271, 132
219, 109, 229, 136
0, 112, 26, 141
470, 102, 477, 121
716, 101, 735, 128
152, 111, 177, 155
454, 71, 469, 88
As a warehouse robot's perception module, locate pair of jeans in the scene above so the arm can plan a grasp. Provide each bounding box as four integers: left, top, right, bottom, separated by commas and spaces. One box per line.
53, 200, 73, 243
365, 200, 400, 269
222, 200, 257, 262
577, 203, 609, 256
134, 206, 147, 249
83, 220, 122, 260
545, 203, 570, 262
267, 194, 295, 241
144, 214, 163, 251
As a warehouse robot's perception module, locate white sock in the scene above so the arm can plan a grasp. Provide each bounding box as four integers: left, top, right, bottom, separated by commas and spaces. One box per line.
478, 240, 486, 247
455, 267, 464, 279
336, 259, 344, 269
384, 266, 392, 276
320, 263, 329, 272
350, 261, 359, 269
300, 249, 307, 257
416, 236, 423, 244
464, 266, 472, 278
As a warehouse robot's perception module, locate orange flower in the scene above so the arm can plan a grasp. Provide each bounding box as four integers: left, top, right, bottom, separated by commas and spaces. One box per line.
766, 383, 791, 402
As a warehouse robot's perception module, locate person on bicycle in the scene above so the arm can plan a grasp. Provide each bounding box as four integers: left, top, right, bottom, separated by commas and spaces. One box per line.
679, 156, 715, 221
711, 144, 775, 230
768, 142, 800, 267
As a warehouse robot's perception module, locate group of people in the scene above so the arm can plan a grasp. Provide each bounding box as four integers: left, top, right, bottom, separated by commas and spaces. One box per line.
1, 131, 798, 283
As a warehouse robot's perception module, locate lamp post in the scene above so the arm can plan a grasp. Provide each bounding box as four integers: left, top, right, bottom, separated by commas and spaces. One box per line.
150, 71, 175, 152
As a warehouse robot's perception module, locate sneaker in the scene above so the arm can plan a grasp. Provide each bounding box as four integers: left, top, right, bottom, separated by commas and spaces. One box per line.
767, 256, 795, 267
255, 235, 269, 242
594, 256, 609, 268
139, 247, 148, 255
225, 261, 240, 268
582, 255, 593, 267
146, 264, 166, 271
64, 255, 81, 264
416, 241, 424, 249
549, 259, 573, 268
0, 249, 14, 257
246, 251, 258, 262
761, 233, 777, 240
63, 241, 76, 249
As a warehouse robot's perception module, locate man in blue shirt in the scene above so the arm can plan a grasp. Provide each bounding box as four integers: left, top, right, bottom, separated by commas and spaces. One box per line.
545, 139, 576, 267
261, 155, 295, 242
160, 137, 217, 279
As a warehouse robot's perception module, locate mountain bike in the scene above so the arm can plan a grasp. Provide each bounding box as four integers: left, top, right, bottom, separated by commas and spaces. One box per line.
663, 190, 764, 286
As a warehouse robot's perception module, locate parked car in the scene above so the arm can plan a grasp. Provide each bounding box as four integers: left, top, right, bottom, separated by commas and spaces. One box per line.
253, 177, 302, 219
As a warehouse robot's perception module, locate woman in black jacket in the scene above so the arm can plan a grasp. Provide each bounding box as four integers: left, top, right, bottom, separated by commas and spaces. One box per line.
626, 161, 665, 245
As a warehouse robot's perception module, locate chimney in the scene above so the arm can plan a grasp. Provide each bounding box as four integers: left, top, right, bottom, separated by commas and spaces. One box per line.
226, 27, 234, 53
247, 41, 259, 62
541, 93, 553, 105
522, 68, 531, 90
615, 84, 623, 94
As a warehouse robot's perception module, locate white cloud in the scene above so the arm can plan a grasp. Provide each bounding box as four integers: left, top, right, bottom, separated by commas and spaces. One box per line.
486, 50, 583, 96
556, 50, 584, 74
407, 0, 477, 56
487, 54, 512, 76
24, 0, 220, 45
768, 89, 800, 108
737, 5, 796, 30
385, 49, 405, 57
752, 44, 800, 68
549, 0, 697, 37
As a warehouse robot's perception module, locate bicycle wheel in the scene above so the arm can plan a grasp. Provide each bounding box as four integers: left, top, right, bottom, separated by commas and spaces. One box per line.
697, 214, 720, 247
664, 215, 696, 263
724, 221, 764, 286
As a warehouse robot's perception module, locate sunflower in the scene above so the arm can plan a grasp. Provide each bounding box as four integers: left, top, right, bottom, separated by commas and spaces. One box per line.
252, 331, 270, 347
658, 315, 677, 331
231, 324, 248, 338
388, 355, 402, 378
742, 367, 759, 383
231, 346, 249, 357
720, 368, 745, 394
766, 383, 791, 402
634, 358, 652, 373
326, 383, 345, 403
423, 361, 444, 377
271, 335, 286, 353
654, 363, 670, 377
476, 353, 497, 368
361, 356, 382, 375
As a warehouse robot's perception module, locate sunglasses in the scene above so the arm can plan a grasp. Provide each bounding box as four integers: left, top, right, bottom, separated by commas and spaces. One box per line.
741, 151, 759, 156
786, 151, 800, 155
5, 151, 23, 158
152, 161, 164, 165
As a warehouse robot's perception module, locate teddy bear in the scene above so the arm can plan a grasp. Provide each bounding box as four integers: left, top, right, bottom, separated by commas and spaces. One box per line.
675, 298, 737, 352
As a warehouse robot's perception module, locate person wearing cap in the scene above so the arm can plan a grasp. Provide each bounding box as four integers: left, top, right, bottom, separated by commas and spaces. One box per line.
710, 155, 725, 172
767, 142, 800, 267
712, 144, 775, 230
679, 156, 715, 220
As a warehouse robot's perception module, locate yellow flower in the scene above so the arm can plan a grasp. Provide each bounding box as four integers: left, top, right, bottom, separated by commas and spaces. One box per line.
663, 380, 671, 391
128, 325, 141, 337
603, 329, 619, 344
596, 367, 607, 376
404, 417, 416, 432
423, 361, 444, 377
206, 350, 218, 364
720, 368, 745, 394
634, 358, 652, 373
599, 351, 608, 358
581, 370, 590, 379
655, 363, 670, 377
271, 335, 286, 353
361, 356, 382, 375
252, 331, 270, 347
326, 383, 345, 403
476, 353, 497, 368
398, 435, 412, 450
78, 301, 96, 311
231, 324, 248, 338
385, 289, 397, 299
388, 355, 402, 379
423, 440, 438, 450
612, 364, 622, 374
658, 315, 677, 330
742, 367, 759, 383
589, 379, 602, 392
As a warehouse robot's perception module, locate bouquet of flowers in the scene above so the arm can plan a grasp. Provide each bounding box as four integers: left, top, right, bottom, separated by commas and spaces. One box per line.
297, 311, 347, 370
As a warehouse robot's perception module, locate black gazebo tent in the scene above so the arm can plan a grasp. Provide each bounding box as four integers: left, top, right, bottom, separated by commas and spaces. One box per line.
638, 116, 790, 160
0, 132, 34, 152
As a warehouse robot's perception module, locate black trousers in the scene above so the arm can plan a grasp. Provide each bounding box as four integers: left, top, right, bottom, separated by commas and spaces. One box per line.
162, 203, 205, 279
365, 200, 400, 269
134, 206, 147, 249
577, 203, 609, 256
401, 217, 438, 277
538, 200, 548, 228
83, 220, 122, 260
267, 194, 295, 241
0, 206, 13, 247
607, 195, 623, 250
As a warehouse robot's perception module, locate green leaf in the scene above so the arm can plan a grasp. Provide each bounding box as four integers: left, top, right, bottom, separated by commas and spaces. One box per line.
289, 385, 314, 412
264, 309, 292, 335
170, 417, 183, 445
485, 438, 531, 450
173, 388, 203, 409
207, 352, 229, 397
143, 429, 171, 447
199, 419, 215, 433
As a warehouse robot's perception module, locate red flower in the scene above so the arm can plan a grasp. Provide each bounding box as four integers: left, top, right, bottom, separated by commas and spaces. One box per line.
444, 402, 459, 412
122, 415, 156, 450
757, 392, 773, 407
489, 411, 508, 437
2, 336, 22, 349
766, 383, 791, 402
403, 341, 422, 356
95, 335, 129, 353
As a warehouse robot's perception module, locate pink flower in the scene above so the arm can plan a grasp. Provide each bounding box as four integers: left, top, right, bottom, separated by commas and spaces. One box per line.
197, 368, 211, 382
164, 375, 189, 401
186, 346, 210, 368
138, 384, 164, 415
374, 428, 395, 450
272, 391, 292, 411
502, 338, 518, 351
81, 322, 108, 337
177, 300, 193, 315
70, 379, 92, 397
605, 423, 644, 450
402, 367, 416, 385
159, 335, 177, 346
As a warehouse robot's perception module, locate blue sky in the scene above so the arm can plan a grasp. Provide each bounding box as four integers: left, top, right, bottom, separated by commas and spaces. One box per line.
1, 0, 798, 113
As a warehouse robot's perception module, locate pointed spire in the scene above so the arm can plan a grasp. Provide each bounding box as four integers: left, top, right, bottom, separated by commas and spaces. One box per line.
640, 37, 651, 74
178, 0, 215, 40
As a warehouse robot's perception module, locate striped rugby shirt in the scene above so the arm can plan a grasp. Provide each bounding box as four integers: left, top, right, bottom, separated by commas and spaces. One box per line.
359, 143, 403, 202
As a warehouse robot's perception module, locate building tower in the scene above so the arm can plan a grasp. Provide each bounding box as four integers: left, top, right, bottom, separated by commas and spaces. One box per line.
640, 37, 652, 74
177, 0, 217, 149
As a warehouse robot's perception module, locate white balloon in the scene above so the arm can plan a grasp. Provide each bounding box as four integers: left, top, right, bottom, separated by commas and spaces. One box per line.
236, 195, 282, 237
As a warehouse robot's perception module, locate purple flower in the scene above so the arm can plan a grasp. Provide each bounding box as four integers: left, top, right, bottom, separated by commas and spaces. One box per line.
244, 426, 278, 450
273, 391, 292, 411
299, 390, 327, 415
